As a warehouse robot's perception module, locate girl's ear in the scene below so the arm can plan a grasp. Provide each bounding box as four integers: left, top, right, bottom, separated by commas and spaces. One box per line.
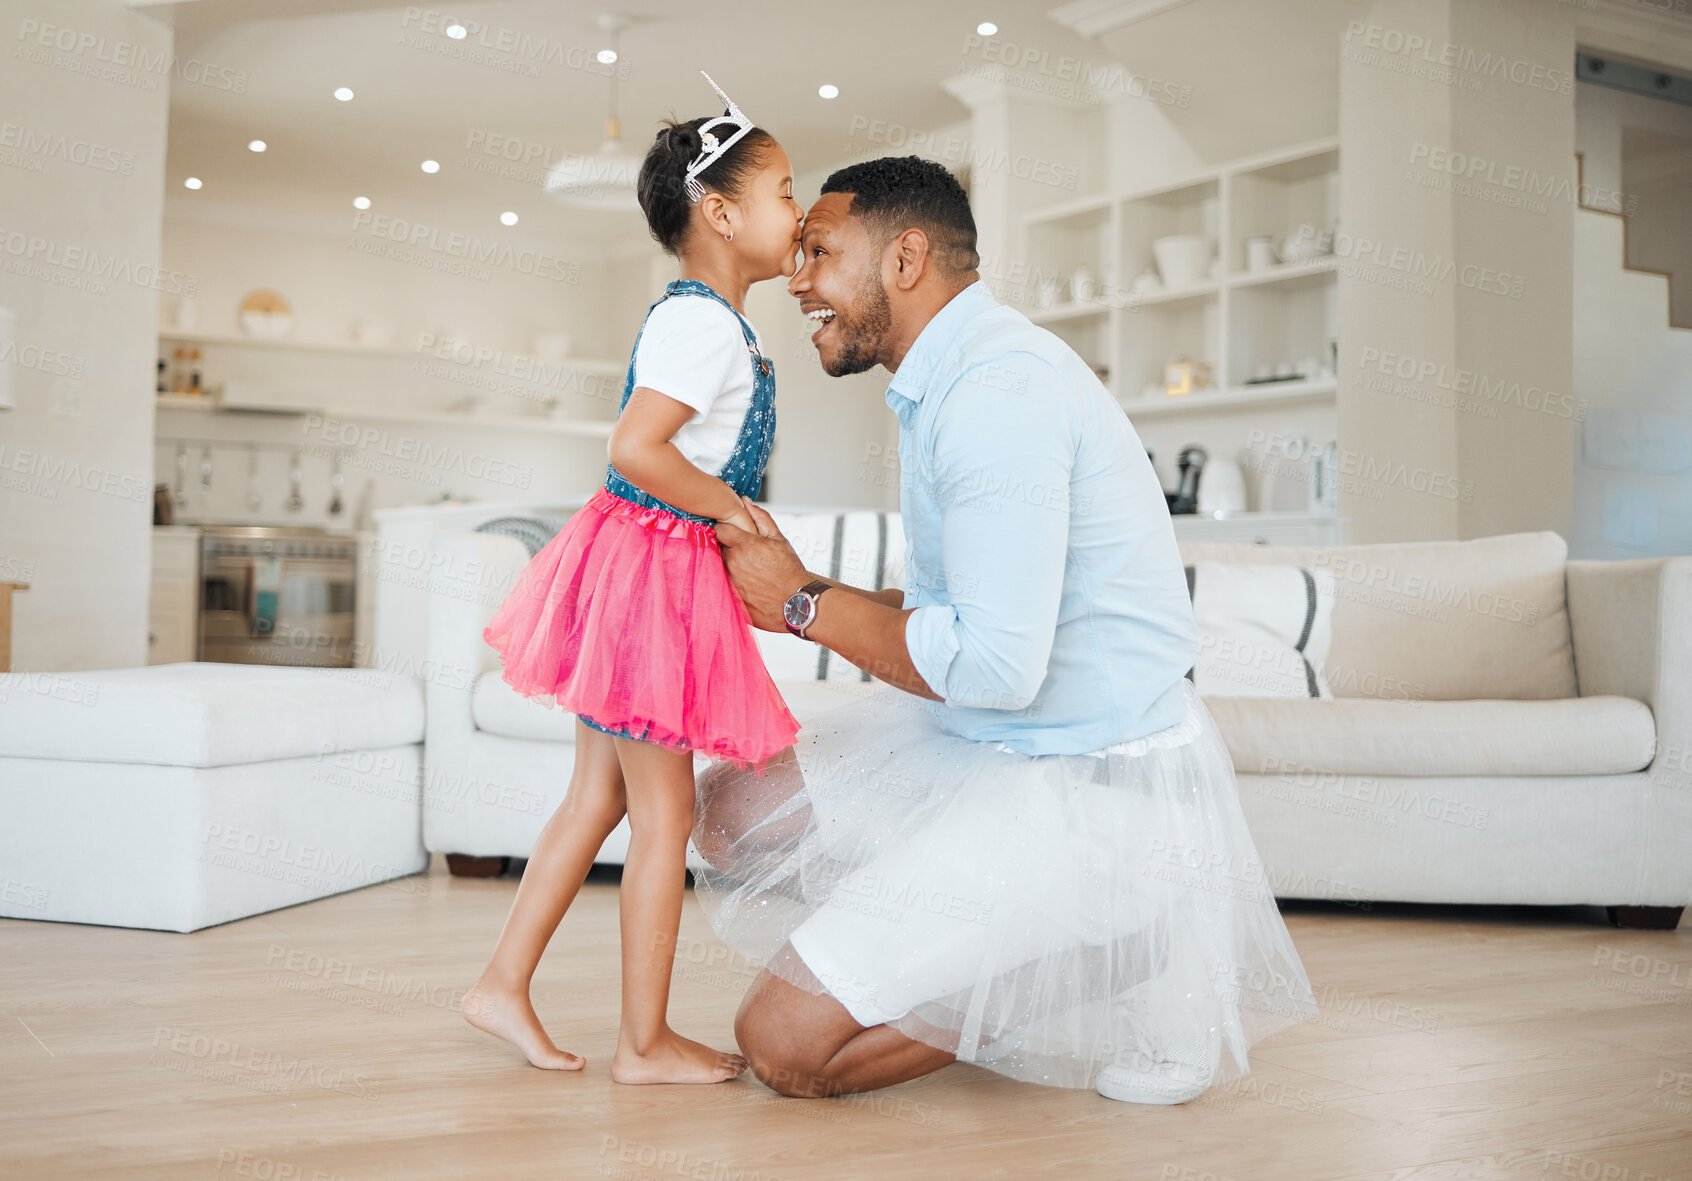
698, 191, 733, 240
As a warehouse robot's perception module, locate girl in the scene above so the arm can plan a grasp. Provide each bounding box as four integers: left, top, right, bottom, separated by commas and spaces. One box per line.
462, 76, 803, 1085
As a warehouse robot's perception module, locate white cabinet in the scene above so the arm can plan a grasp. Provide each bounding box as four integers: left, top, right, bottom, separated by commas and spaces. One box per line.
148, 526, 201, 664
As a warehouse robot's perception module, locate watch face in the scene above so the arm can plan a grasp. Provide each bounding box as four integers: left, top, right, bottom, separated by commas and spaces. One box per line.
783, 593, 814, 631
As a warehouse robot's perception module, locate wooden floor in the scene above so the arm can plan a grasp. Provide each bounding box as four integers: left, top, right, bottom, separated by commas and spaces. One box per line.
2, 857, 1688, 1180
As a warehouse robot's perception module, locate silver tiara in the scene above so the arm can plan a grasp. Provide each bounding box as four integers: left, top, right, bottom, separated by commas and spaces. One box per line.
683, 71, 754, 203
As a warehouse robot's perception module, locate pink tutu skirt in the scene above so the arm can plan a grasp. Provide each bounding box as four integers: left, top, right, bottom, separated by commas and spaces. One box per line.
482, 489, 800, 768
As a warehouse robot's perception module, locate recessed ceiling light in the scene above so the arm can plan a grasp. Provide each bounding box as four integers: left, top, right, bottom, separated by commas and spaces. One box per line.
353, 196, 371, 210
500, 211, 518, 226
818, 84, 839, 99
596, 49, 617, 64
184, 177, 202, 190
333, 87, 354, 102
248, 139, 267, 152
420, 159, 440, 174
445, 23, 466, 39
977, 21, 998, 35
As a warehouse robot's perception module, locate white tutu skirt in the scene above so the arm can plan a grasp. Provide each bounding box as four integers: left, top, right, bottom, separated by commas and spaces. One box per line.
691, 678, 1319, 1091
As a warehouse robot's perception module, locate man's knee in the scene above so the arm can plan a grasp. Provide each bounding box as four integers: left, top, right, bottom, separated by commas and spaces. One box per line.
734, 978, 836, 1098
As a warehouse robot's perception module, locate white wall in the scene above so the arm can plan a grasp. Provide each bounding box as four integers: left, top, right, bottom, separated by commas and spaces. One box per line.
0, 0, 173, 672
1337, 0, 1578, 543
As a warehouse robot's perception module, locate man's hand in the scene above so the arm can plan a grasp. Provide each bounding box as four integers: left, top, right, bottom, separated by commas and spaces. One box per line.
715, 497, 810, 632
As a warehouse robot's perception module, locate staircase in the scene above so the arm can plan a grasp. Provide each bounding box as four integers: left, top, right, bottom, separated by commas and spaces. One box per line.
1577, 152, 1690, 332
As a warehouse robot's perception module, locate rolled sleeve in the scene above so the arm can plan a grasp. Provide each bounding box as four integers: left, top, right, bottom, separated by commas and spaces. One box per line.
905, 603, 963, 700
909, 356, 1076, 711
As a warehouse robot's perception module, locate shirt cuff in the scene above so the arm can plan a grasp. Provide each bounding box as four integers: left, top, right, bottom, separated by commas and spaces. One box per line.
904, 604, 960, 701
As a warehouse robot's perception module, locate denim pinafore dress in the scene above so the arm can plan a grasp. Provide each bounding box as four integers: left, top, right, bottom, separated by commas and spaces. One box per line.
482, 279, 799, 768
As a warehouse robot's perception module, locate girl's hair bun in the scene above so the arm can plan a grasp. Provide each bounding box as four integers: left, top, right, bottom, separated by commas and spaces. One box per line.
660, 121, 703, 162
638, 115, 775, 256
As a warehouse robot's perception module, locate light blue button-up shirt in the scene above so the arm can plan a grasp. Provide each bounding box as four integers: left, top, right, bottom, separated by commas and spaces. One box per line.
892, 280, 1199, 756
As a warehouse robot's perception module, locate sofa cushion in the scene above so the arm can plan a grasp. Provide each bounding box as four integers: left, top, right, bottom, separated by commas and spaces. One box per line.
1187, 562, 1335, 699
0, 662, 424, 768
754, 510, 906, 683
1206, 694, 1655, 777
1177, 532, 1576, 701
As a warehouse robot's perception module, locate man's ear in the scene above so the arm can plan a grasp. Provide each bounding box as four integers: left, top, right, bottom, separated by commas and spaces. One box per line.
890, 228, 930, 292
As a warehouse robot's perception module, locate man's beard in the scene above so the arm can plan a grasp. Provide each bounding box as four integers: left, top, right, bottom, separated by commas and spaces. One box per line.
822, 269, 892, 377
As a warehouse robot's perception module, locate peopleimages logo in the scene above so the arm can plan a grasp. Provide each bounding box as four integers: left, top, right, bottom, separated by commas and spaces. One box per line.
15, 18, 248, 93
1357, 347, 1586, 421
1342, 21, 1573, 94
349, 211, 582, 284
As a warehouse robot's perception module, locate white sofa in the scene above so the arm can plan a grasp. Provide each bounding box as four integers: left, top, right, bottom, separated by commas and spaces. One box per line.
423, 512, 1690, 929
0, 662, 427, 932
422, 508, 895, 875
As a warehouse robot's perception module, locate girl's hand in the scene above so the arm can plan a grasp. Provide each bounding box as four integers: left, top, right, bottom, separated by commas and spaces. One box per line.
718, 508, 758, 537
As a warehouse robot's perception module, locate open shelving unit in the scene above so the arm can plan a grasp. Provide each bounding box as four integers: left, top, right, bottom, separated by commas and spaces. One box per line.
154, 328, 624, 438
154, 392, 614, 438
1021, 136, 1340, 421
156, 329, 624, 376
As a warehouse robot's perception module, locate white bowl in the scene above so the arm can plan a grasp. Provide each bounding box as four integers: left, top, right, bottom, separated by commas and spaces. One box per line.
1151, 235, 1212, 288
240, 311, 293, 339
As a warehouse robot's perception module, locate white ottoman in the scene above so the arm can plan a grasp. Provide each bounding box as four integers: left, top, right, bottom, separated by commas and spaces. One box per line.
0, 662, 426, 932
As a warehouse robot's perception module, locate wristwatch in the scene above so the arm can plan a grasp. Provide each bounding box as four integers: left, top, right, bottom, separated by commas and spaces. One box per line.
782, 579, 832, 640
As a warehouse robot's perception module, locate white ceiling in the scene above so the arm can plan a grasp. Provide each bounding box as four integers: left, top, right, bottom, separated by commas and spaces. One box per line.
151, 0, 1104, 251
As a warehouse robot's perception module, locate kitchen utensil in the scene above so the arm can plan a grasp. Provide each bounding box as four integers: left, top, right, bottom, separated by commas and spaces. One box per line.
1171, 446, 1207, 514
1151, 235, 1211, 288
1197, 458, 1247, 515
245, 445, 262, 512
286, 449, 304, 513
1246, 236, 1277, 272
328, 452, 344, 517
173, 443, 188, 510
199, 446, 213, 493
239, 289, 293, 339
1069, 265, 1097, 303
1309, 440, 1340, 512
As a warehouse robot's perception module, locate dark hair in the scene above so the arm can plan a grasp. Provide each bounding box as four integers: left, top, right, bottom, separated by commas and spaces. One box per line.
638, 116, 776, 255
820, 155, 979, 277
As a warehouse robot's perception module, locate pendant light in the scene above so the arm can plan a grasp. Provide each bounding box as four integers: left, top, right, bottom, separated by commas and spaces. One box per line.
545, 13, 642, 210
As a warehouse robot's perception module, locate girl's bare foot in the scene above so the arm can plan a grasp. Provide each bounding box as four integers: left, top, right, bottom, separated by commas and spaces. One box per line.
610, 1028, 747, 1085
461, 983, 584, 1070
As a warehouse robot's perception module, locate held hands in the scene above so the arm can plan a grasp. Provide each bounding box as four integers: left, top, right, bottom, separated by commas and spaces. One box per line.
715, 496, 810, 632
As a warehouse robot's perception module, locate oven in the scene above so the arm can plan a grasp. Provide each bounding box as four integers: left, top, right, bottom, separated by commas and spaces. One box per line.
199, 526, 359, 667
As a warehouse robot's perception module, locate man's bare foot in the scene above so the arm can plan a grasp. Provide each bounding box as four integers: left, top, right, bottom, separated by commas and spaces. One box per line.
610, 1028, 747, 1085
461, 983, 584, 1070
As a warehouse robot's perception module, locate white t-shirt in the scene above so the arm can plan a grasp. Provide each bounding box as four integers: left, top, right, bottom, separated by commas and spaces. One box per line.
630, 295, 762, 475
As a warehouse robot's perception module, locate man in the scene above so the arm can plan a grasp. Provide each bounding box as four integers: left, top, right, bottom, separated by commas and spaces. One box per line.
704, 156, 1315, 1103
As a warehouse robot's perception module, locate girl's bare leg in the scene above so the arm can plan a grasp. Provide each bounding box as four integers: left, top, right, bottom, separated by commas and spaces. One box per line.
462, 721, 627, 1069
608, 738, 748, 1085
